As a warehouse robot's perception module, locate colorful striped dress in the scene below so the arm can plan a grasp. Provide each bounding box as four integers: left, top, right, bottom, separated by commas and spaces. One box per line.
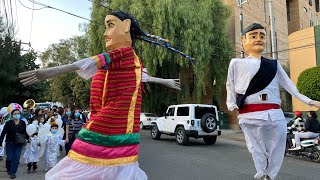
46, 47, 147, 180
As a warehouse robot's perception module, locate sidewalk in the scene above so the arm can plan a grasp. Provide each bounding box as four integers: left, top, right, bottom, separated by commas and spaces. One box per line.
219, 129, 246, 143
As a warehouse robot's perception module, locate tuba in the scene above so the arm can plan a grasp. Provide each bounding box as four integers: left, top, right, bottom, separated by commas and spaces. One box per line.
23, 99, 36, 109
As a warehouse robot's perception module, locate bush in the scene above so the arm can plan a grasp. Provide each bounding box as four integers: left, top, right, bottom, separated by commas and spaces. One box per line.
297, 66, 320, 101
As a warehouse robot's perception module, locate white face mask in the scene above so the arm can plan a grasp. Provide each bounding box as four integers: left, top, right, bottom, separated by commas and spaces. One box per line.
13, 114, 21, 120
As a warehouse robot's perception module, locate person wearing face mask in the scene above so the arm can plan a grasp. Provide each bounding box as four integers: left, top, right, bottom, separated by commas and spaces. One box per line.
0, 103, 29, 179
43, 124, 65, 172
65, 110, 84, 155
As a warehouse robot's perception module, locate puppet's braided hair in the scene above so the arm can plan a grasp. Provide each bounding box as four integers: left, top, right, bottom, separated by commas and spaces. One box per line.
110, 10, 195, 64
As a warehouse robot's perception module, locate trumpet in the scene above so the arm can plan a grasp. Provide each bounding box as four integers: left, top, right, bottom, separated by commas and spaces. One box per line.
23, 99, 35, 109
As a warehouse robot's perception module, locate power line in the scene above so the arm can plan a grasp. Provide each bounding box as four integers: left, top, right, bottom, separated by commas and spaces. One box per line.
10, 0, 14, 26
29, 1, 34, 43
14, 0, 20, 37
27, 0, 99, 24
17, 0, 46, 10
3, 0, 9, 28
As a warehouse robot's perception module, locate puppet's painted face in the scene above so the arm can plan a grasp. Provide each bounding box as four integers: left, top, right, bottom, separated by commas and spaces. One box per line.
241, 28, 266, 55
104, 15, 132, 50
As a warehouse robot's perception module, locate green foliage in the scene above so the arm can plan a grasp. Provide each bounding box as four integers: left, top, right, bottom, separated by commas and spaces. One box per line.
297, 66, 320, 101
0, 34, 21, 105
14, 50, 49, 103
89, 0, 232, 113
40, 35, 91, 108
0, 31, 48, 105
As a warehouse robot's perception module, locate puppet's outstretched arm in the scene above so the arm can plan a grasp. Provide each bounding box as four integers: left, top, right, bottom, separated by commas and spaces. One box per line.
142, 68, 181, 90
19, 64, 79, 86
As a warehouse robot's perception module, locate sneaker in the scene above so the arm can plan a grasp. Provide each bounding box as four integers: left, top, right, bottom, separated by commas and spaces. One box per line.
288, 146, 301, 151
260, 175, 271, 180
10, 174, 16, 179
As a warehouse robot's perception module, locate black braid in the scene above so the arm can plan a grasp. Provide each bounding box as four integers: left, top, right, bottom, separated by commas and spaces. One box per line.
110, 10, 195, 64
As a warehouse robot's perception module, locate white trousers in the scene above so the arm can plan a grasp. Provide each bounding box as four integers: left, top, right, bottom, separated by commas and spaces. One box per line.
239, 117, 287, 180
294, 132, 319, 146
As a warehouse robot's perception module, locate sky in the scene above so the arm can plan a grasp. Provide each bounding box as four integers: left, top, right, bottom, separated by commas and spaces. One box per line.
1, 0, 92, 53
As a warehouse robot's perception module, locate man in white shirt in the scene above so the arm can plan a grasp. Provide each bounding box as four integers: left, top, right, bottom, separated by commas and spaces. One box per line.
226, 23, 320, 180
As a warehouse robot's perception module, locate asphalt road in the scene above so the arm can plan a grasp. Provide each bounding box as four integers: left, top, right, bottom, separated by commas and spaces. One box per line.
0, 130, 318, 180
138, 130, 319, 180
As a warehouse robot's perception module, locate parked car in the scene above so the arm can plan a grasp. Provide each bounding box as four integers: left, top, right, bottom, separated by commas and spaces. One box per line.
151, 104, 221, 145
140, 113, 158, 129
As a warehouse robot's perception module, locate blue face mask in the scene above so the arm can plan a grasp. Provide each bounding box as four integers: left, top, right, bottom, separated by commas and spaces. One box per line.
74, 112, 80, 118
51, 129, 58, 134
13, 114, 21, 120
66, 111, 71, 116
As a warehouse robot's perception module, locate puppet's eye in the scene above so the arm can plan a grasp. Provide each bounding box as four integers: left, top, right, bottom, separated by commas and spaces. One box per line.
108, 23, 114, 28
251, 35, 256, 39
260, 35, 265, 39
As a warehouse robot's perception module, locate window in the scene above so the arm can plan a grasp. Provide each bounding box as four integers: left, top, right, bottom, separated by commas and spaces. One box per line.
195, 107, 216, 119
144, 113, 158, 117
167, 107, 175, 116
177, 107, 189, 116
286, 0, 290, 21
310, 0, 313, 6
310, 8, 314, 26
316, 0, 320, 12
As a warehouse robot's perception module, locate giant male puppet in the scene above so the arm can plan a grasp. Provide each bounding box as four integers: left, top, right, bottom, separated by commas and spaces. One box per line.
19, 11, 195, 180
226, 23, 320, 180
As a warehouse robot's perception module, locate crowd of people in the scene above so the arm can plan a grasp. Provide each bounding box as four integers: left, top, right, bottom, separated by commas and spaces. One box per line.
0, 103, 88, 179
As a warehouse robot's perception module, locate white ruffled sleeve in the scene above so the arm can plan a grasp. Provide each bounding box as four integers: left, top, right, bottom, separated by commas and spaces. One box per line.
72, 57, 98, 80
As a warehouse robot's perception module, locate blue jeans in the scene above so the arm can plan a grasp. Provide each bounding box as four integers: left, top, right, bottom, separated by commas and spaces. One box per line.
6, 143, 23, 175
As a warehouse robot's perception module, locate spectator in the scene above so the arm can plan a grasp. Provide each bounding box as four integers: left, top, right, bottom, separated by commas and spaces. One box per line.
290, 111, 320, 150
33, 109, 43, 121
65, 110, 84, 155
0, 105, 29, 179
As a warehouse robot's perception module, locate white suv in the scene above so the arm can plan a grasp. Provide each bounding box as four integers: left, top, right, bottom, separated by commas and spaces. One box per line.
140, 113, 158, 129
150, 104, 221, 145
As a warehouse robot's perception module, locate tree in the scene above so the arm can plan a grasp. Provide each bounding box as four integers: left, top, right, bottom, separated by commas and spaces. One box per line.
0, 34, 21, 105
0, 14, 48, 105
40, 35, 91, 108
88, 0, 232, 113
297, 66, 320, 101
12, 50, 49, 104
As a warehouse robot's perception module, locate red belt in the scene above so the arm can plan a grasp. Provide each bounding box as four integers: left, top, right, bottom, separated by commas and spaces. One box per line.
239, 104, 281, 114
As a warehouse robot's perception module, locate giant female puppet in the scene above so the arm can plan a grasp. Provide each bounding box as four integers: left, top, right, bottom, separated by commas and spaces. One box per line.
19, 11, 195, 180
226, 23, 320, 180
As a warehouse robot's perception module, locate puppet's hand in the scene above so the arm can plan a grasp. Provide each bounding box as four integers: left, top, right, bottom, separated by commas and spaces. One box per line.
309, 100, 320, 109
147, 76, 181, 90
19, 64, 79, 86
159, 79, 181, 90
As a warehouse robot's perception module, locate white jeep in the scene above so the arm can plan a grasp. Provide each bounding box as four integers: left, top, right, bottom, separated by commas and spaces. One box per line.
150, 104, 221, 145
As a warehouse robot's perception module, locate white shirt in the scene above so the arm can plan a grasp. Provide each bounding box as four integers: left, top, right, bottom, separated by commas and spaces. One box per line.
226, 57, 312, 121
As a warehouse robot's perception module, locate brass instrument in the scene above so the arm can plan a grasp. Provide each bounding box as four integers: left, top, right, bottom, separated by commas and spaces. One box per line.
23, 99, 36, 108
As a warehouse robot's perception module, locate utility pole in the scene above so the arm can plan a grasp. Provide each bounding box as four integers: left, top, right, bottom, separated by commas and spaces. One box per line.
269, 0, 278, 59
237, 0, 250, 58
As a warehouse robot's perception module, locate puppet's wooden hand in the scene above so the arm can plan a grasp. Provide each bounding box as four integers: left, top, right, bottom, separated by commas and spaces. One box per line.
19, 64, 79, 86
147, 77, 181, 90
309, 100, 320, 109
